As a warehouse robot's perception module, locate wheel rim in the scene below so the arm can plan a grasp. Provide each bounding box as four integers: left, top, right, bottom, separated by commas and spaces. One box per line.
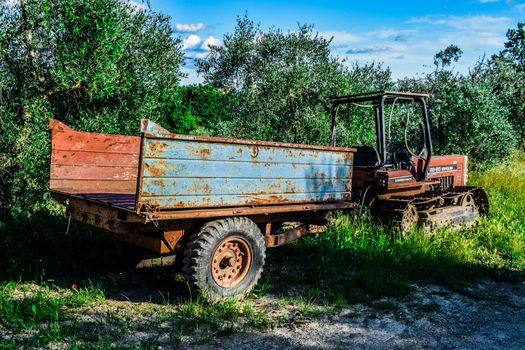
461, 193, 476, 207
211, 236, 252, 288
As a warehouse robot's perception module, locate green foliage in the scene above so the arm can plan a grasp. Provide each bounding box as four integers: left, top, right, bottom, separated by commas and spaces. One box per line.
398, 45, 518, 165
429, 79, 517, 166
503, 22, 525, 66
167, 84, 238, 135
433, 44, 463, 68
197, 15, 348, 144
0, 0, 185, 213
473, 23, 525, 150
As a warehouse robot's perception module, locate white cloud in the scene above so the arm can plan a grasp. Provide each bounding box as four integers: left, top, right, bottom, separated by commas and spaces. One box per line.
346, 46, 393, 54
127, 0, 147, 11
368, 28, 417, 42
6, 0, 19, 6
439, 31, 506, 48
409, 15, 512, 31
182, 35, 201, 50
175, 23, 207, 33
319, 31, 361, 46
515, 3, 525, 10
478, 0, 500, 3
201, 36, 220, 50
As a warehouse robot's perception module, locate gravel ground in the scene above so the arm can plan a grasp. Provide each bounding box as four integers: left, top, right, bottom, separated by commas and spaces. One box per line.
188, 279, 525, 350
2, 271, 523, 349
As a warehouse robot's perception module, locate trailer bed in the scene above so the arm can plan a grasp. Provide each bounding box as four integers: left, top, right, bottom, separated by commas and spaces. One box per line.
49, 119, 356, 216
78, 193, 137, 211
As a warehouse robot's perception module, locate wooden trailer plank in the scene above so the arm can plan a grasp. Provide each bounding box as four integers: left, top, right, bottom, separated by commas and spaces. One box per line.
49, 120, 141, 195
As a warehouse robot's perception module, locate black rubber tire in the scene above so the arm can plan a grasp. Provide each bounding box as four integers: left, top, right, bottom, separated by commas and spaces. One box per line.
182, 217, 266, 299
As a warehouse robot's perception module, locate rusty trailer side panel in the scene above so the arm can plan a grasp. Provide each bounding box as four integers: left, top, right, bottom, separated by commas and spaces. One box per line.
137, 120, 355, 210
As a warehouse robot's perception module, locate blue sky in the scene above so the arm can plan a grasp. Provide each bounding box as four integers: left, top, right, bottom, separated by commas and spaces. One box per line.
137, 0, 525, 84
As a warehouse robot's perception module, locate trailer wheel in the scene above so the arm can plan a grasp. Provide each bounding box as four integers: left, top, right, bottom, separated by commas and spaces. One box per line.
182, 217, 266, 299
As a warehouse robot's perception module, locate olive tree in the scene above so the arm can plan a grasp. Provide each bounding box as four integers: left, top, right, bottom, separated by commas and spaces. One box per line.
0, 0, 185, 213
398, 45, 518, 165
197, 15, 348, 145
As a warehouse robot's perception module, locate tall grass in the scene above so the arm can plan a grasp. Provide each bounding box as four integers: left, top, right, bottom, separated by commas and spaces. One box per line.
469, 152, 525, 268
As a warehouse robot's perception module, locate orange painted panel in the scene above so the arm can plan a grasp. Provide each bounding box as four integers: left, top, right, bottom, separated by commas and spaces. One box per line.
49, 120, 140, 194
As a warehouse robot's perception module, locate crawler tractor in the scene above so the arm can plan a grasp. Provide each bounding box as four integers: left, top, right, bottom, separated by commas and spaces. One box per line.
330, 91, 489, 231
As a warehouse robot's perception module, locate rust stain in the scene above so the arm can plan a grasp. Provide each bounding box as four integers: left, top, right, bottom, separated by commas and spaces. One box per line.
153, 179, 165, 187
148, 141, 169, 154
199, 148, 211, 157
107, 141, 131, 148
265, 195, 288, 203
145, 160, 170, 178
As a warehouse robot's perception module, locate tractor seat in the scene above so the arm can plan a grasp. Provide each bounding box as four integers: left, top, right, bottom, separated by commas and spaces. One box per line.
353, 146, 380, 168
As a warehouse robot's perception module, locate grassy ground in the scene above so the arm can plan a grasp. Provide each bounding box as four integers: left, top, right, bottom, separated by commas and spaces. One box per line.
0, 153, 523, 348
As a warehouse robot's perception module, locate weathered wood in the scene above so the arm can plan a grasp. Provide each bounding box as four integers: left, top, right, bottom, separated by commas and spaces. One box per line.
49, 120, 140, 194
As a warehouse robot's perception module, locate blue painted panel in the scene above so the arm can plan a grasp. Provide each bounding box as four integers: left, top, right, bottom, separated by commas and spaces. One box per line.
141, 178, 350, 196
138, 120, 354, 209
144, 139, 352, 165
142, 159, 350, 179
140, 192, 351, 209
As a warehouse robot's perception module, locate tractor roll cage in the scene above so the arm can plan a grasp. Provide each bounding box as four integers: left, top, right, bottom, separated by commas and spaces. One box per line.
330, 90, 433, 180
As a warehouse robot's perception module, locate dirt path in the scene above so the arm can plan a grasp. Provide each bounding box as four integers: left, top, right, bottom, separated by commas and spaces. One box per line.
189, 279, 525, 350
3, 271, 523, 348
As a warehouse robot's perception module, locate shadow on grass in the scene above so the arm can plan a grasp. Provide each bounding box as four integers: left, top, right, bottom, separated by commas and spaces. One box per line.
0, 210, 124, 280
1, 208, 523, 307
0, 209, 191, 305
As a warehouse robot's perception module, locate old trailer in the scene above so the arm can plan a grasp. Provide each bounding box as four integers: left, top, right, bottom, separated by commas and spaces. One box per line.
49, 118, 357, 298
49, 91, 489, 299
